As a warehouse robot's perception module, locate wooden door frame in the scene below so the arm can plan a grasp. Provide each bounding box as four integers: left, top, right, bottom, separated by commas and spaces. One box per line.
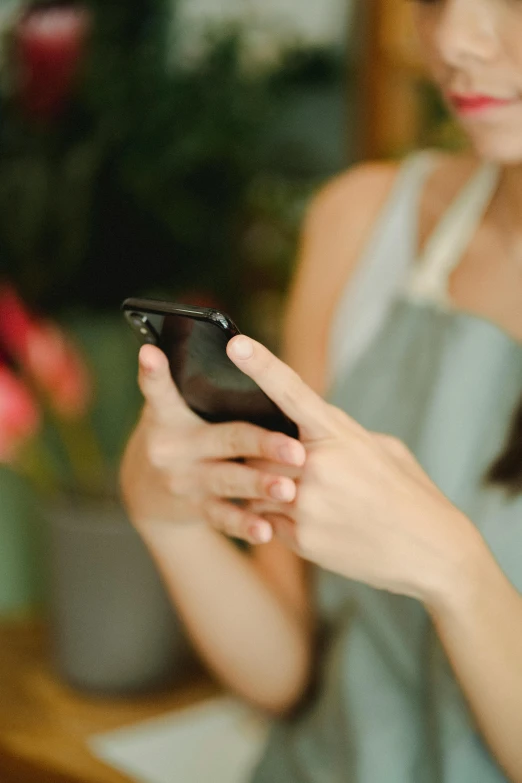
355, 0, 425, 160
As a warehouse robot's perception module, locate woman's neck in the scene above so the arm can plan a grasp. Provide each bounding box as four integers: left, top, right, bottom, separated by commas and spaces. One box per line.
494, 164, 522, 242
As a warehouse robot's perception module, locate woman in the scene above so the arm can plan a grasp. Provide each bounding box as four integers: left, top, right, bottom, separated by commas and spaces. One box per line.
120, 1, 522, 781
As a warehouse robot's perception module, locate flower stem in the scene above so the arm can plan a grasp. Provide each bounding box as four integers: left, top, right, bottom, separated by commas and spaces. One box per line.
54, 416, 106, 496
17, 438, 61, 498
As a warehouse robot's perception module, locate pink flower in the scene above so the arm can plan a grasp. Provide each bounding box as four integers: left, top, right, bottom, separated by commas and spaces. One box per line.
25, 321, 92, 419
0, 364, 40, 462
0, 284, 92, 419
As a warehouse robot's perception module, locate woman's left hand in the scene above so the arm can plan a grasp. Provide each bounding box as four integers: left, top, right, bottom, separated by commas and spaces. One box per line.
227, 335, 480, 606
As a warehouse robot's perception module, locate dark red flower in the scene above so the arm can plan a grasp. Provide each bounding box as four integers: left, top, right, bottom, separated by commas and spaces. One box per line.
15, 4, 91, 120
0, 283, 34, 356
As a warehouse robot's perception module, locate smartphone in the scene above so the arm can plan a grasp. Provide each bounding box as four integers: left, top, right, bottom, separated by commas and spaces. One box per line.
122, 297, 298, 439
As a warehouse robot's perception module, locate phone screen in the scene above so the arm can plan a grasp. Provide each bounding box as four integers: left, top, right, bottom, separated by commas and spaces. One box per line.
143, 312, 298, 438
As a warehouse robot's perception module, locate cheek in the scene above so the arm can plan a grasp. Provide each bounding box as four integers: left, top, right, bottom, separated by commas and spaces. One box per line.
504, 29, 522, 77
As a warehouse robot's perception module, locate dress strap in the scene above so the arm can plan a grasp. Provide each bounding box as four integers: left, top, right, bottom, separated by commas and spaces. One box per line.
327, 150, 438, 385
406, 161, 500, 307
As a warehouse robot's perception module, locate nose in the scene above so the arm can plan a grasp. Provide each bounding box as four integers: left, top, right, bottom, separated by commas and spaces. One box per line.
435, 0, 500, 67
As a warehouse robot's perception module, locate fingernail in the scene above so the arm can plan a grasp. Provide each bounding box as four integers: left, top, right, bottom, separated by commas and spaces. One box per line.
269, 480, 295, 502
231, 336, 253, 360
279, 442, 306, 466
139, 350, 154, 374
248, 521, 273, 544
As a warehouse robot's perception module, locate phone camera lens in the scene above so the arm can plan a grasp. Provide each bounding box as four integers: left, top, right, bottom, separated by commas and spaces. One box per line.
130, 312, 146, 327
130, 313, 150, 334
129, 312, 158, 343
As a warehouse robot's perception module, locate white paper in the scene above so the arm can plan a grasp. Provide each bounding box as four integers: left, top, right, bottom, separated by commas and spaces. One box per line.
89, 696, 269, 783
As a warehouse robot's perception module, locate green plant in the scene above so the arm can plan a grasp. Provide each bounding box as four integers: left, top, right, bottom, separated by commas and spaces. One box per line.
0, 2, 346, 322
419, 79, 469, 152
0, 282, 107, 498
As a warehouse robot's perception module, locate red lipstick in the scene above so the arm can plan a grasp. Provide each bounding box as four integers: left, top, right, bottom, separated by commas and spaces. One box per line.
449, 93, 515, 116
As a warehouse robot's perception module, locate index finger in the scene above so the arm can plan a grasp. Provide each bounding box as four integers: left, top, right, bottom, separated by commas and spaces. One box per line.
227, 336, 334, 441
138, 344, 192, 423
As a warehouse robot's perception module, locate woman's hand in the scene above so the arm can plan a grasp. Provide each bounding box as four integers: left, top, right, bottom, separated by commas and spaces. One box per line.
227, 335, 481, 607
120, 344, 306, 545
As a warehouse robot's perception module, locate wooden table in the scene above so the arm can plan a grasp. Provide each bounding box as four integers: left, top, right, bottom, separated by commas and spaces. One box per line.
0, 619, 220, 783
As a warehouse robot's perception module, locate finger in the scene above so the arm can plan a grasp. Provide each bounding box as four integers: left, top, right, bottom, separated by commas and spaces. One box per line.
246, 458, 303, 481
203, 499, 274, 545
202, 462, 297, 502
138, 344, 191, 423
227, 336, 341, 441
247, 501, 299, 549
264, 513, 299, 551
197, 420, 306, 466
249, 499, 292, 515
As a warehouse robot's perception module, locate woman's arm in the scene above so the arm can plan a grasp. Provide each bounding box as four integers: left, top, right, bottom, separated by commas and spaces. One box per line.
120, 161, 400, 714
120, 354, 313, 715
277, 155, 522, 777
429, 534, 522, 783
136, 519, 312, 714
226, 334, 522, 783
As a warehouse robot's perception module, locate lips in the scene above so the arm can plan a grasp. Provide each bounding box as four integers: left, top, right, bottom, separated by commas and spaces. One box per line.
449, 93, 516, 114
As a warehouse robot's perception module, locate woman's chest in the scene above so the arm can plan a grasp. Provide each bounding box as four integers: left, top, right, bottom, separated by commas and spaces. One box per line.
417, 161, 522, 344
331, 294, 522, 507
448, 235, 522, 344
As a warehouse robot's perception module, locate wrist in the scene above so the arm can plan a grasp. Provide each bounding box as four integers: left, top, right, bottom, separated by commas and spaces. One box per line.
417, 508, 489, 618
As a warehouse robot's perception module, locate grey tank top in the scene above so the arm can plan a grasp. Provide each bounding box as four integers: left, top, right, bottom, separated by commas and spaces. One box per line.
252, 151, 522, 783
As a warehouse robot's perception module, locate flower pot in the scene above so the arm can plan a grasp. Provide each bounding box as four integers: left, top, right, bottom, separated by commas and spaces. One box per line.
47, 497, 192, 695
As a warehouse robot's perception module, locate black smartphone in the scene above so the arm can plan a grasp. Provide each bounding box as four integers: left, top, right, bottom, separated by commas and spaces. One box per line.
122, 297, 298, 439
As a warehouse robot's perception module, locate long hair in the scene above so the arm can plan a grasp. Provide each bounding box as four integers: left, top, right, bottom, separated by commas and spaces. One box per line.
487, 395, 522, 495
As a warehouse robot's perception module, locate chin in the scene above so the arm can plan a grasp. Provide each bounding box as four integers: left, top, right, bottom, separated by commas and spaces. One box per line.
467, 131, 522, 166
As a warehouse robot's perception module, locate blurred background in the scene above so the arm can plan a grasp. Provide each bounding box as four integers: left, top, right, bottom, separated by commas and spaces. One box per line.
0, 1, 462, 781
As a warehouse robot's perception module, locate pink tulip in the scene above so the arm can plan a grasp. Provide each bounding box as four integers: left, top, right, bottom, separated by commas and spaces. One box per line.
0, 284, 92, 419
25, 321, 92, 419
0, 364, 40, 462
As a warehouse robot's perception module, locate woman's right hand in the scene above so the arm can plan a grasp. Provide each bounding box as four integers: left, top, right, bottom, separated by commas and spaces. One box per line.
120, 344, 306, 545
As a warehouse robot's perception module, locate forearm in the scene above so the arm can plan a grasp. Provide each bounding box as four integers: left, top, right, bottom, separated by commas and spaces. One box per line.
427, 522, 522, 783
136, 520, 312, 714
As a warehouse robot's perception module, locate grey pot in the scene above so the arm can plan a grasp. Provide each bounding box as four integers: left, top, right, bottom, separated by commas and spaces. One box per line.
47, 498, 192, 695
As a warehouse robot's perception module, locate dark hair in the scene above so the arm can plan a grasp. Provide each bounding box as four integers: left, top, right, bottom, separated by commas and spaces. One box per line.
487, 395, 522, 495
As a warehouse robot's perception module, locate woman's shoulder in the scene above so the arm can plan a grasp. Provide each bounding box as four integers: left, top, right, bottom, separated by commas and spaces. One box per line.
312, 150, 477, 217
305, 149, 482, 255
284, 157, 414, 393
308, 159, 400, 228
283, 160, 403, 395
284, 151, 484, 390
300, 160, 401, 276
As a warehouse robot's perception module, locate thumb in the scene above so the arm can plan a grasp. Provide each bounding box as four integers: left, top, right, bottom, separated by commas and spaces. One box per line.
138, 344, 191, 423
